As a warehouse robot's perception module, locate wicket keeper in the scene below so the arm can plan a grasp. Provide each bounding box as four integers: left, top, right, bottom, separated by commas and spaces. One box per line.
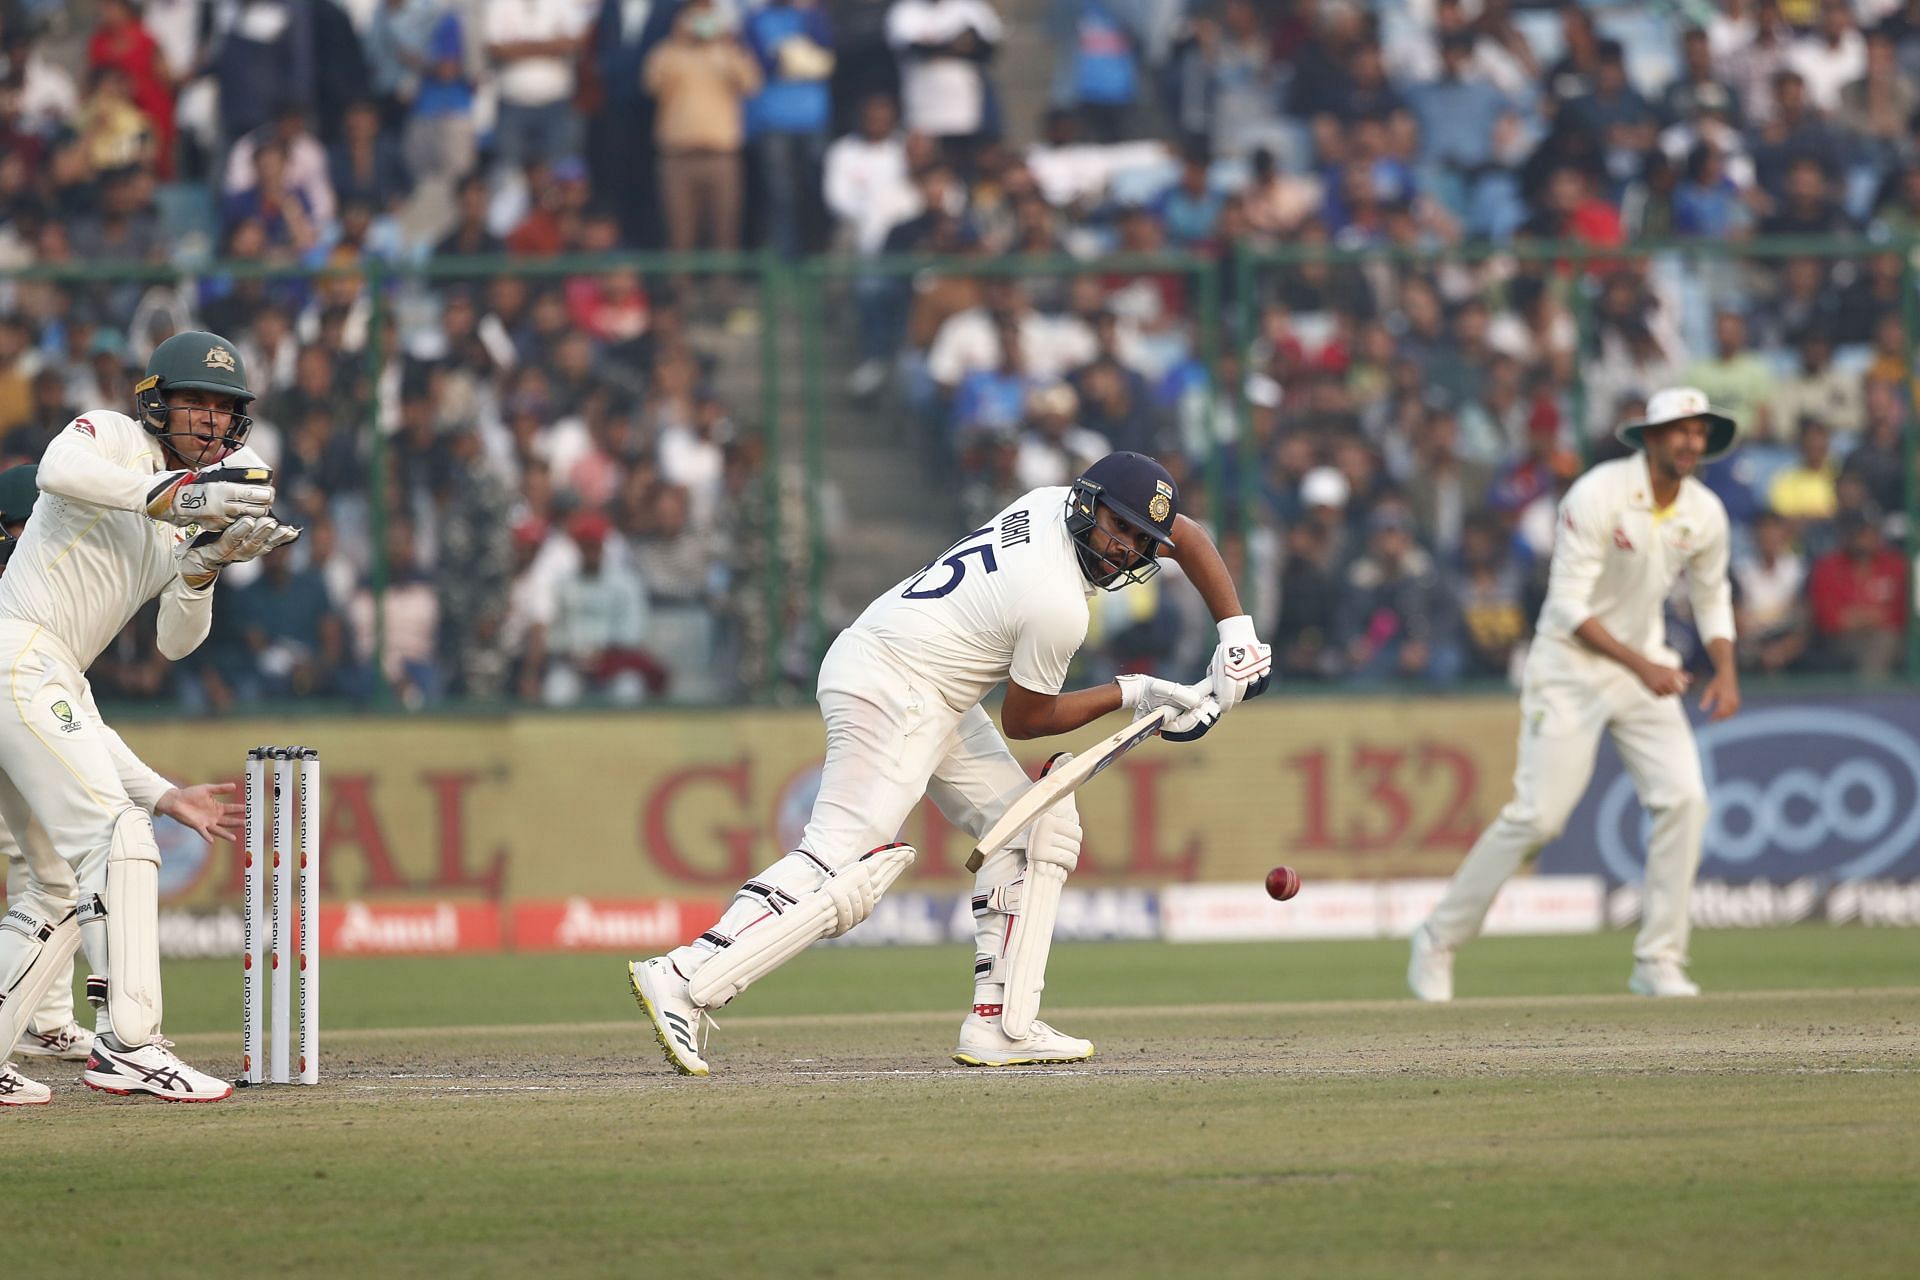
0, 332, 298, 1104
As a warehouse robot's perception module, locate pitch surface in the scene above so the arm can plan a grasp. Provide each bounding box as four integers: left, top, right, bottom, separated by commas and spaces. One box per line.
11, 932, 1918, 1278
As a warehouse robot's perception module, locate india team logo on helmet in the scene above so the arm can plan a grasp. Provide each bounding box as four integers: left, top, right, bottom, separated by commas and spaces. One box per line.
1147, 480, 1173, 524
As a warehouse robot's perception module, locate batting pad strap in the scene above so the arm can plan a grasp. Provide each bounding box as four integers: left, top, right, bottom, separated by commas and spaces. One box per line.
687, 843, 915, 1009
977, 881, 1024, 915
2, 905, 61, 945
0, 908, 79, 1061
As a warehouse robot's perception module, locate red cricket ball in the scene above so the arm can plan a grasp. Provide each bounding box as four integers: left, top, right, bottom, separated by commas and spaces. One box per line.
1265, 865, 1301, 901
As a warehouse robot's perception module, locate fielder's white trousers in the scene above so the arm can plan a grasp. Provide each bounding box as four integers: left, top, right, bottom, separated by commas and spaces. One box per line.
1426, 638, 1709, 965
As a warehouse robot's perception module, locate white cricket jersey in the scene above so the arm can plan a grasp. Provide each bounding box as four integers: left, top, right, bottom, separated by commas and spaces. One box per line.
1536, 451, 1735, 664
849, 487, 1093, 712
0, 409, 263, 668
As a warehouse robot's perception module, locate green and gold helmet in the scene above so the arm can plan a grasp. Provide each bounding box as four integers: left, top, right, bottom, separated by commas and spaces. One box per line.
134, 330, 256, 465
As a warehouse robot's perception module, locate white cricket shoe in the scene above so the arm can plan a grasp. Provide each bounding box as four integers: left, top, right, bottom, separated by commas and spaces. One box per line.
1408, 923, 1455, 1002
82, 1036, 233, 1102
1629, 960, 1701, 998
952, 1010, 1094, 1067
629, 956, 711, 1077
16, 1021, 95, 1061
1, 1061, 52, 1106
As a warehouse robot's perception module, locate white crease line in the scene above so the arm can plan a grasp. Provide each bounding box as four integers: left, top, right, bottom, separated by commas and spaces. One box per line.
161, 985, 1920, 1049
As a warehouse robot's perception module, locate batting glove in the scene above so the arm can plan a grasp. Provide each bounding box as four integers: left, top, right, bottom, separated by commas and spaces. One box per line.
1206, 615, 1272, 714
1116, 674, 1210, 719
146, 466, 276, 529
176, 516, 302, 588
1161, 696, 1221, 743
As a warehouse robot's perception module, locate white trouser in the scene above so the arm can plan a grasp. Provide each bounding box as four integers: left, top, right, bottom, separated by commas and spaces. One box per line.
0, 623, 145, 1037
3, 815, 79, 1033
673, 630, 1035, 997
1427, 639, 1709, 965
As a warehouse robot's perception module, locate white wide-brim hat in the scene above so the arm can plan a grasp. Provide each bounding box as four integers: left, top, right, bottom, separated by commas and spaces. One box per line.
1615, 386, 1738, 459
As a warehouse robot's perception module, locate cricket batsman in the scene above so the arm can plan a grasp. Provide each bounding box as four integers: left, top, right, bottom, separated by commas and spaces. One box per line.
631, 452, 1272, 1074
0, 331, 297, 1105
1409, 387, 1741, 1002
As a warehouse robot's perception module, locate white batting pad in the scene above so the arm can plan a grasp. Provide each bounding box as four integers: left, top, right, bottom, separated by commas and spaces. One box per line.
105, 808, 163, 1044
689, 844, 915, 1009
1000, 861, 1067, 1040
0, 906, 80, 1060
999, 794, 1081, 1040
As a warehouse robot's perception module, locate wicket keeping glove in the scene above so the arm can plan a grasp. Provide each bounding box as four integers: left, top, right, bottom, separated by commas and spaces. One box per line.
176, 516, 302, 588
146, 465, 276, 529
1206, 615, 1272, 714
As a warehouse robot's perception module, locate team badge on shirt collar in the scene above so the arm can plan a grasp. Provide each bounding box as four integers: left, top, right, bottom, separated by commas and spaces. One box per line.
203, 345, 237, 372
1147, 480, 1173, 524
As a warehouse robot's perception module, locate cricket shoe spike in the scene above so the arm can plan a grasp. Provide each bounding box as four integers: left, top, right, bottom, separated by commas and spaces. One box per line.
629, 956, 713, 1077
951, 1006, 1093, 1067
15, 1021, 95, 1061
1628, 960, 1701, 998
83, 1036, 233, 1102
1, 1061, 52, 1106
1407, 923, 1454, 1003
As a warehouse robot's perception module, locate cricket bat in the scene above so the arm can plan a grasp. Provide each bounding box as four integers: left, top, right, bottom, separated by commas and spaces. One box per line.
965, 701, 1209, 873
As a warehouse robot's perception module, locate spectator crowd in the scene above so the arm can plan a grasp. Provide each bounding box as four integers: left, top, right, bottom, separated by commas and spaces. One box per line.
0, 0, 1917, 707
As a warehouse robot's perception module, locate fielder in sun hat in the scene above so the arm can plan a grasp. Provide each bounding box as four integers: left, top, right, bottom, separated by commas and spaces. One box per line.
1615, 386, 1738, 459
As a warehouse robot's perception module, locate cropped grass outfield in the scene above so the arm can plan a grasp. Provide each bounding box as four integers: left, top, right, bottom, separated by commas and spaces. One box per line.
12, 930, 1919, 1279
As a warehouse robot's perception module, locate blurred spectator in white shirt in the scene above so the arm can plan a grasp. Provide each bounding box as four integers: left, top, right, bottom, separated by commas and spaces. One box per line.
887, 0, 1002, 153
1788, 0, 1866, 113
1013, 382, 1111, 488
1734, 510, 1808, 674
543, 510, 664, 705
823, 93, 915, 253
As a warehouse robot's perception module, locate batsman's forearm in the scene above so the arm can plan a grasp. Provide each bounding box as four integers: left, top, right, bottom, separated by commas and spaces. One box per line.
1167, 514, 1245, 622
1707, 636, 1736, 676
1006, 683, 1125, 739
1571, 616, 1645, 674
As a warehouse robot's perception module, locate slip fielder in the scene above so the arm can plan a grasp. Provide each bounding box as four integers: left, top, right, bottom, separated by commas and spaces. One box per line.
1410, 387, 1742, 1001
630, 452, 1272, 1074
0, 331, 298, 1105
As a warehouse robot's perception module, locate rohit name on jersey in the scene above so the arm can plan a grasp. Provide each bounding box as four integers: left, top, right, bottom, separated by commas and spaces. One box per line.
1000, 510, 1032, 548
